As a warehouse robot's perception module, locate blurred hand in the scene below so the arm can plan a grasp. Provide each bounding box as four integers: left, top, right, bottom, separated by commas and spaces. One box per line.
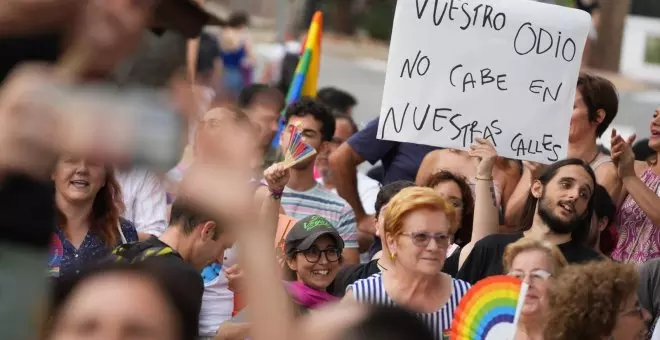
468, 138, 498, 177
62, 0, 155, 78
522, 160, 545, 179
0, 0, 78, 35
263, 163, 290, 191
0, 65, 66, 178
225, 264, 245, 293
610, 128, 637, 178
178, 164, 255, 224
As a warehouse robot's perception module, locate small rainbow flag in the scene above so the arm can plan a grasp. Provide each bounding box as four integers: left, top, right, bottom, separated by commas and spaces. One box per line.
448, 275, 528, 340
271, 11, 324, 148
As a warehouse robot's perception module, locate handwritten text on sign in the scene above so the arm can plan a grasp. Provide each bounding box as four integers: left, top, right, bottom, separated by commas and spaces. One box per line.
377, 0, 591, 163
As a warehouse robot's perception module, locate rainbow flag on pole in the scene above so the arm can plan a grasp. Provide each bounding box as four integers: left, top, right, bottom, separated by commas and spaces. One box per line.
271, 11, 323, 148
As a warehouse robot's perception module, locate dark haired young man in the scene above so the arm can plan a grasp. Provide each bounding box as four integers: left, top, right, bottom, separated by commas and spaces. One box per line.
112, 201, 235, 339
452, 159, 602, 284
278, 98, 360, 265
505, 73, 622, 225
326, 181, 416, 297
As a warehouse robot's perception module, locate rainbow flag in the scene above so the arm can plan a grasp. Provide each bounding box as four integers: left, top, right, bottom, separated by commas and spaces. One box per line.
271, 11, 323, 148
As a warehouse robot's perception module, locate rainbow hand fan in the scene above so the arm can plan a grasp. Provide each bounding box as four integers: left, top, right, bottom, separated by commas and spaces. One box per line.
282, 123, 317, 169
448, 275, 528, 340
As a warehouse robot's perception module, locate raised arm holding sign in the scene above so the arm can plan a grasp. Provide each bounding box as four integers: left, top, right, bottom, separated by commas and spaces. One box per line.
378, 0, 591, 164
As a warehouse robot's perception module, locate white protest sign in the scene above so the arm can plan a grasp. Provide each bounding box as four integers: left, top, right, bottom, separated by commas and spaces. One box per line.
377, 0, 591, 163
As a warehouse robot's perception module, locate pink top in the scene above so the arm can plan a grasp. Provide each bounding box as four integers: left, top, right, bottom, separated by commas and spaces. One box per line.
611, 169, 660, 264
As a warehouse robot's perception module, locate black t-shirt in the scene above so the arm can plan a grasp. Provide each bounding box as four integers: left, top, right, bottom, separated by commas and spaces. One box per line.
442, 249, 461, 277
327, 260, 381, 297
115, 237, 204, 339
455, 232, 603, 284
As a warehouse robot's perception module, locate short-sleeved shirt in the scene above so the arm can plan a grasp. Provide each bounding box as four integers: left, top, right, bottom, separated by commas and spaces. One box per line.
281, 183, 358, 249
347, 118, 440, 184
49, 218, 138, 278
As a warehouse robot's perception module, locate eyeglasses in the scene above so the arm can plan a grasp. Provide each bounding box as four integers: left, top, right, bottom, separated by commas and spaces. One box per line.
507, 269, 552, 282
621, 300, 645, 319
295, 247, 341, 263
400, 232, 450, 248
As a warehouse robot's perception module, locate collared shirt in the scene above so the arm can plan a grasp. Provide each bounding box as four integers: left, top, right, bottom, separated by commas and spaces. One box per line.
48, 218, 138, 278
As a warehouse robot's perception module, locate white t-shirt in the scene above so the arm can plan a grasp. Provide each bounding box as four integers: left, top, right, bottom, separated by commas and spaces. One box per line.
199, 247, 238, 337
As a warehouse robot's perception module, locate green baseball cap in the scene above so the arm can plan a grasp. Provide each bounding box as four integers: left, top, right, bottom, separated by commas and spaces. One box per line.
284, 215, 344, 256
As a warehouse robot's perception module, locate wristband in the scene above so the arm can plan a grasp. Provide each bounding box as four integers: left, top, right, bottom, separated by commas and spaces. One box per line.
269, 187, 284, 199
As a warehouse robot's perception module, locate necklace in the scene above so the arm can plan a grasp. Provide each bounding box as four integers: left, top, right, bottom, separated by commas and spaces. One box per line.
587, 150, 600, 166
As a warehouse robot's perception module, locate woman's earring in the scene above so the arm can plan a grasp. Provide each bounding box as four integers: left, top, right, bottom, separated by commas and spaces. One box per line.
390, 252, 397, 261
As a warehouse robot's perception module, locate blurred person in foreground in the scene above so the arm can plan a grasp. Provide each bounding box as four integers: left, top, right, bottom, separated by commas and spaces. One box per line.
506, 73, 620, 225
455, 159, 602, 284
503, 238, 567, 340
237, 84, 286, 172
545, 261, 650, 340
345, 187, 471, 338
49, 157, 138, 278
44, 262, 199, 340
610, 108, 660, 264
278, 98, 360, 264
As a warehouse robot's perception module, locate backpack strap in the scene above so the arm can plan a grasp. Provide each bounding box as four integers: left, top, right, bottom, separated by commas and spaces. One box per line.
111, 245, 176, 264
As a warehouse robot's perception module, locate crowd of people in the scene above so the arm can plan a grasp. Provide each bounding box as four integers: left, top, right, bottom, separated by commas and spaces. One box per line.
1, 1, 660, 340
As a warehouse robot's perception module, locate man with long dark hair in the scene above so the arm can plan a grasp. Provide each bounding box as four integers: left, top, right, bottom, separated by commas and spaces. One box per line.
451, 158, 603, 284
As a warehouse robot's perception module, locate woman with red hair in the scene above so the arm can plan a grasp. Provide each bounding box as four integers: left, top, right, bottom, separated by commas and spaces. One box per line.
48, 157, 138, 278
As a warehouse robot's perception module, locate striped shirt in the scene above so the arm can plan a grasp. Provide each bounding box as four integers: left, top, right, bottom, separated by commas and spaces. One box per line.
350, 273, 470, 339
281, 183, 358, 249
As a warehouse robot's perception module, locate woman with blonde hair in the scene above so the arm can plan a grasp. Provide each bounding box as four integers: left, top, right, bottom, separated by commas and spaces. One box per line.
545, 261, 651, 340
503, 238, 567, 340
344, 187, 471, 339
